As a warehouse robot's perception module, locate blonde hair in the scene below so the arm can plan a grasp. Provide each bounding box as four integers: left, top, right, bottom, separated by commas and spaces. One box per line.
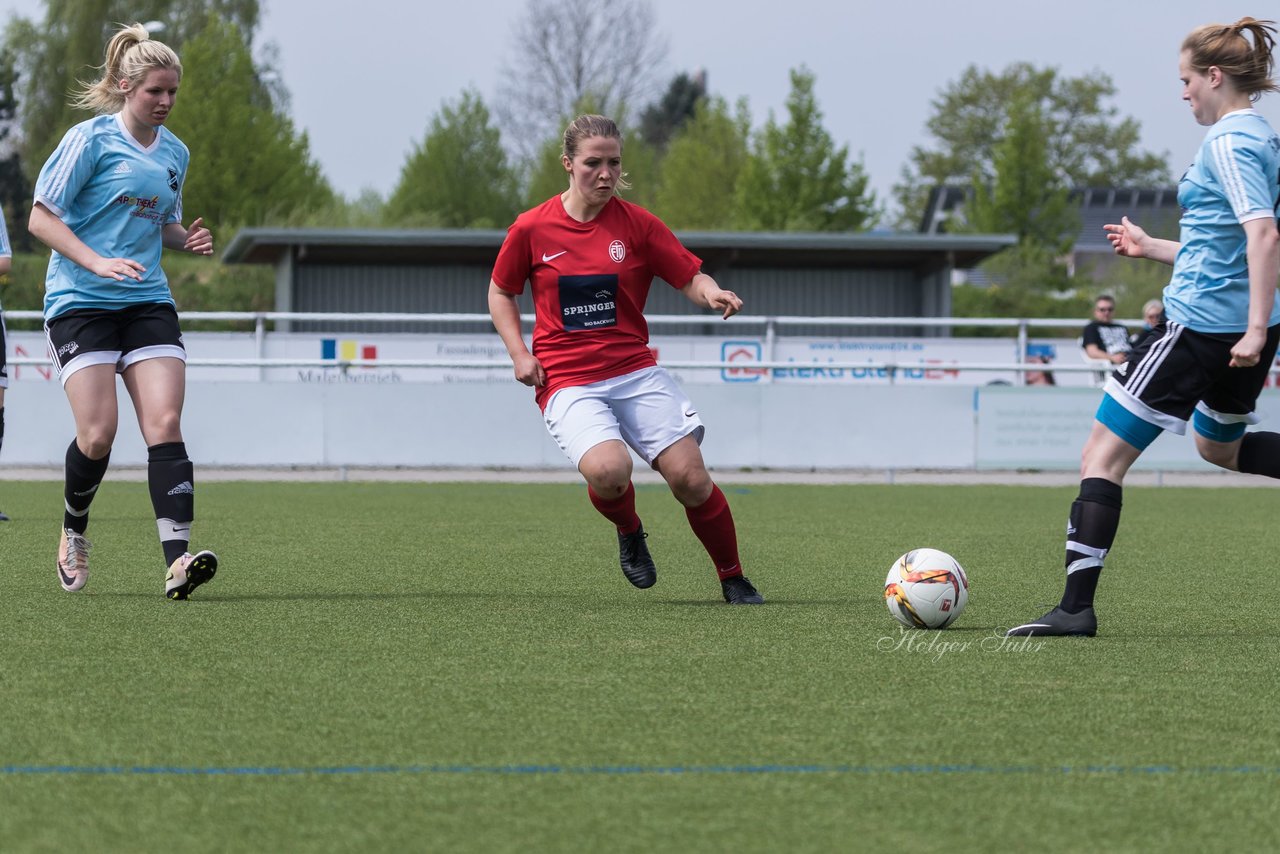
1182, 17, 1278, 99
72, 23, 182, 114
562, 114, 632, 192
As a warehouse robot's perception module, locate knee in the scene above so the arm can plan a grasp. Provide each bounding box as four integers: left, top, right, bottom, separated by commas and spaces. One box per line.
144, 411, 184, 444
77, 427, 116, 459
1196, 438, 1239, 470
580, 457, 633, 496
668, 464, 713, 506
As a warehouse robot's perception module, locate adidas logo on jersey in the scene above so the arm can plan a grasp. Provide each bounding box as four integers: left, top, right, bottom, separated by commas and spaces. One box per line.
113, 161, 132, 174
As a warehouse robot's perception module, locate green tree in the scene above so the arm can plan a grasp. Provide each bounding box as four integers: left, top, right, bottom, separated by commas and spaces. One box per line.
734, 68, 878, 232
952, 94, 1082, 315
652, 95, 750, 229
950, 271, 1092, 336
522, 135, 569, 210
895, 63, 1170, 228
617, 131, 660, 212
386, 90, 519, 228
638, 71, 706, 151
3, 0, 261, 180
0, 47, 32, 251
963, 94, 1078, 251
162, 15, 332, 227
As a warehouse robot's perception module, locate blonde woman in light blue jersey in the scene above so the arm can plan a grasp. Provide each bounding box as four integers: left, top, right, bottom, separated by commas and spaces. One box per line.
29, 23, 218, 599
1009, 17, 1280, 638
0, 205, 10, 522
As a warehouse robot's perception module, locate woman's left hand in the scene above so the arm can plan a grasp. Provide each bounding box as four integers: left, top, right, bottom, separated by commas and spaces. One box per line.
1230, 329, 1267, 368
183, 217, 214, 255
708, 289, 743, 319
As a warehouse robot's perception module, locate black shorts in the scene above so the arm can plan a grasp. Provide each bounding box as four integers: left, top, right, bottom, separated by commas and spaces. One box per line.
1103, 320, 1280, 436
1, 308, 8, 389
44, 303, 185, 386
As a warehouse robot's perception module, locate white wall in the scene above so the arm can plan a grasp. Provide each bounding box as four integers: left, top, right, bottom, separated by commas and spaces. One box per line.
9, 380, 1272, 471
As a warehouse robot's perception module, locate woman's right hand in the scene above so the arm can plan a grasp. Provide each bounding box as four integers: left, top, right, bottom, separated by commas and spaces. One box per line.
88, 256, 146, 281
512, 352, 546, 387
1103, 216, 1148, 259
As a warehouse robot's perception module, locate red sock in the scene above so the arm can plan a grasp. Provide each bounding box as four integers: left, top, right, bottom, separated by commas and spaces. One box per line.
685, 484, 742, 580
588, 482, 641, 534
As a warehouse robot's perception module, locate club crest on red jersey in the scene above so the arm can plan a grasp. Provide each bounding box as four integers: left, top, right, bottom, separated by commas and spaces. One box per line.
609, 240, 626, 263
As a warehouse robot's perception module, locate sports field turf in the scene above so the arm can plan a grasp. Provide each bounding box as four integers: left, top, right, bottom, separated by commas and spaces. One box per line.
2, 479, 1278, 852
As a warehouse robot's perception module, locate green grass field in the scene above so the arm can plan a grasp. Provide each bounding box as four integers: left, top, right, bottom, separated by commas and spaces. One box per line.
2, 478, 1278, 852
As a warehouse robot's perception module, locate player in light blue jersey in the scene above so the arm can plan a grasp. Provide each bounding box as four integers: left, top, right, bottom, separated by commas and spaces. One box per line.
0, 205, 11, 521
1010, 17, 1280, 638
29, 23, 218, 599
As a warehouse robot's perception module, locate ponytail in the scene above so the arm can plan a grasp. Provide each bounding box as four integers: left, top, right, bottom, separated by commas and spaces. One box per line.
71, 22, 182, 114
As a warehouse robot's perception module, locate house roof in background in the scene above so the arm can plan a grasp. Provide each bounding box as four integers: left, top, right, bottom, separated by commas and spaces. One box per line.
222, 228, 1016, 270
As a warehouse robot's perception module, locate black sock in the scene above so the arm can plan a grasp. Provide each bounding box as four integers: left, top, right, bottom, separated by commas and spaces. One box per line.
1, 405, 5, 457
1236, 432, 1280, 479
64, 440, 111, 534
148, 442, 194, 566
1060, 477, 1122, 613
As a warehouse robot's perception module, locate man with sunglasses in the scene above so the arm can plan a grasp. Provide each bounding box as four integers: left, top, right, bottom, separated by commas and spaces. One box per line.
1081, 294, 1132, 365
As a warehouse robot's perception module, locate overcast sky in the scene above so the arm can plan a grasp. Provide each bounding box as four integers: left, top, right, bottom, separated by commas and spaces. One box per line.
4, 0, 1280, 221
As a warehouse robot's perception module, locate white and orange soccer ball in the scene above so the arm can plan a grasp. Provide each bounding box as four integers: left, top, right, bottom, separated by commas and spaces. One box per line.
883, 548, 969, 629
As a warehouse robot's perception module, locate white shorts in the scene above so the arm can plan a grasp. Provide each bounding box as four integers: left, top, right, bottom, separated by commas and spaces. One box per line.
543, 366, 705, 467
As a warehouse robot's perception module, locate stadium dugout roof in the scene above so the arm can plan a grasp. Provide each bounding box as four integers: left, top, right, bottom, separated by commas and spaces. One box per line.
222, 228, 1015, 270
221, 228, 1015, 334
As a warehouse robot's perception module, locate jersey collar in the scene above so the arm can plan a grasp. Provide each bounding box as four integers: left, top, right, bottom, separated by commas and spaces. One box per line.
113, 113, 164, 154
1218, 107, 1260, 122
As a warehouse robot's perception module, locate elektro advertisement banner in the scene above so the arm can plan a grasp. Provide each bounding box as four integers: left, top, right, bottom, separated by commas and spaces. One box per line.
3, 331, 1094, 386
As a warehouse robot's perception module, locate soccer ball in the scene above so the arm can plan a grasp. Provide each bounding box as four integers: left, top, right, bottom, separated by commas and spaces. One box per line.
884, 548, 969, 629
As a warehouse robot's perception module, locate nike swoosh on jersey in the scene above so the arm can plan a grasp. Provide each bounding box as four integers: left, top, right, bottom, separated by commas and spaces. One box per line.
542, 250, 568, 262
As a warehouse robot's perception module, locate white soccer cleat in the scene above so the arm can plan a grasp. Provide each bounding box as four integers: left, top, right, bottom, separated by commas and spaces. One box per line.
56, 527, 92, 592
164, 550, 219, 600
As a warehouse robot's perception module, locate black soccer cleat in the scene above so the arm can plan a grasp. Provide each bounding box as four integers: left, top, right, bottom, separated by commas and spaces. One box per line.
1006, 606, 1096, 637
721, 574, 764, 605
617, 524, 657, 589
0, 510, 9, 521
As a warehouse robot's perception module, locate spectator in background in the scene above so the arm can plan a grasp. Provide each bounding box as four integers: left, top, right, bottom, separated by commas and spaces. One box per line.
1024, 343, 1057, 386
1130, 298, 1167, 349
1081, 294, 1132, 364
0, 205, 10, 522
1025, 354, 1057, 386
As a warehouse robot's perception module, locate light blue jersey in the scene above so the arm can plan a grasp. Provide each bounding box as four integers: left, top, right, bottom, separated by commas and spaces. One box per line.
35, 113, 189, 320
0, 204, 9, 313
1164, 108, 1280, 334
0, 204, 11, 257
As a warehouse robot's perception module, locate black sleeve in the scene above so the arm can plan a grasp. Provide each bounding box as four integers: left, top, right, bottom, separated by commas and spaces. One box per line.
1080, 321, 1101, 349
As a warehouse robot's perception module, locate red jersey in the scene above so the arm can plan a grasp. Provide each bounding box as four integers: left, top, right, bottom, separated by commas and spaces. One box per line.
491, 195, 702, 409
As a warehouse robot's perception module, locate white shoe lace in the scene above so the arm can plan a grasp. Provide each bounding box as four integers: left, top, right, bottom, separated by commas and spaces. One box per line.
63, 530, 92, 573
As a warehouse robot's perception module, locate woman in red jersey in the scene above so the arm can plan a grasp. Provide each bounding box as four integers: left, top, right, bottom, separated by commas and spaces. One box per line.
488, 114, 762, 604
